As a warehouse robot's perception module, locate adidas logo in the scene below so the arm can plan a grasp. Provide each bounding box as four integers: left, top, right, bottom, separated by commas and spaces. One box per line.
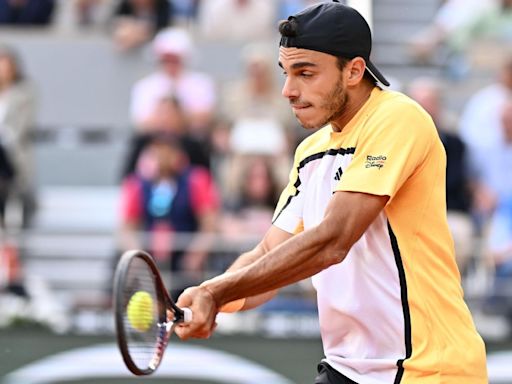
334, 167, 343, 181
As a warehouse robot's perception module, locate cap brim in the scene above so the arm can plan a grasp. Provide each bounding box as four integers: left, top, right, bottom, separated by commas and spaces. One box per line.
366, 60, 390, 87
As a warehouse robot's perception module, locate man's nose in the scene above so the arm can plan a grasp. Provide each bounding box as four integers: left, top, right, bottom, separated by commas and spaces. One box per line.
281, 76, 300, 99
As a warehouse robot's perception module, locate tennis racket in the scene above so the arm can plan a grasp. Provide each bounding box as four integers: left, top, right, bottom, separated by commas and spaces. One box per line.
113, 249, 193, 375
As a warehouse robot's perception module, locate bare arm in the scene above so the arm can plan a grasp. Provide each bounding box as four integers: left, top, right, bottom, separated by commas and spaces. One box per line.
203, 191, 388, 306
227, 225, 294, 271
221, 225, 293, 310
175, 191, 388, 339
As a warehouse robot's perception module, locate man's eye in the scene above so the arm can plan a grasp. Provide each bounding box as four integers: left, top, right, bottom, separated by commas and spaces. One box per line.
300, 72, 313, 77
282, 71, 288, 77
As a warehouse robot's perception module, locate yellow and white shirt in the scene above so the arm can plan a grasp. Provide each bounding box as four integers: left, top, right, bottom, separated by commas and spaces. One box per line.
273, 88, 487, 383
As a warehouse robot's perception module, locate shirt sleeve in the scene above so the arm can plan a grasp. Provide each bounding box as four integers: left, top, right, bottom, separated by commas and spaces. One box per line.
121, 176, 143, 222
189, 167, 220, 215
336, 99, 437, 198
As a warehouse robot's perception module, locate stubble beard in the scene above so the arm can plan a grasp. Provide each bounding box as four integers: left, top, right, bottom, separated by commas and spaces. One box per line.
297, 77, 348, 130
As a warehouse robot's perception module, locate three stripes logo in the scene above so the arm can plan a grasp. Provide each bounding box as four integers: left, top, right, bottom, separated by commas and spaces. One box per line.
334, 166, 343, 181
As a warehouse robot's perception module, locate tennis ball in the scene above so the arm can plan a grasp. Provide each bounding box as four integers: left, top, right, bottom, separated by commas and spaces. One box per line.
127, 291, 154, 332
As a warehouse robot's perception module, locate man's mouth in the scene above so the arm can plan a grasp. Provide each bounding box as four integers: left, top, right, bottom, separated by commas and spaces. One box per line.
291, 103, 311, 110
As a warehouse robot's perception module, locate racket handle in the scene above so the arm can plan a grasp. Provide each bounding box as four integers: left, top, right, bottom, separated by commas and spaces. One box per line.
182, 307, 193, 323
220, 298, 246, 313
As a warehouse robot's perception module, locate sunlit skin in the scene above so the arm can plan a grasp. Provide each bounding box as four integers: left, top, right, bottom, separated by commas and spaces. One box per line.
278, 47, 374, 132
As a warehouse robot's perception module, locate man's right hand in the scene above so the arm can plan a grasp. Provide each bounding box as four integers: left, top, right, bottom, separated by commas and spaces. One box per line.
174, 286, 219, 340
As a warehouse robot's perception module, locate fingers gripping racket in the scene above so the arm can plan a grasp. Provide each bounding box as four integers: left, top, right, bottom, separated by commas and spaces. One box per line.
113, 250, 192, 375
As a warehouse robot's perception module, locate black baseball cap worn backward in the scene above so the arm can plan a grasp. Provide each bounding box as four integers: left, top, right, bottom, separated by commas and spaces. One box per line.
279, 1, 390, 87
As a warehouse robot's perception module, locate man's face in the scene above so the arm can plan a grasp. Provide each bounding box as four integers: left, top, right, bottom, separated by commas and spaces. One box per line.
279, 47, 348, 130
159, 53, 183, 77
148, 142, 183, 176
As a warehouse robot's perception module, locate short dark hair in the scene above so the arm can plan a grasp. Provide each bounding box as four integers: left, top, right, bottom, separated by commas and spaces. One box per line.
278, 18, 298, 38
336, 57, 377, 86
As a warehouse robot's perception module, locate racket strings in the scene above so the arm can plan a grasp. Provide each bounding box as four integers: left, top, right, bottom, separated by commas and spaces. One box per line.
122, 257, 165, 371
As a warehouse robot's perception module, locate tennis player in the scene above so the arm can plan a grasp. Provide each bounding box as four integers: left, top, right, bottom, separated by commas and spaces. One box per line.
175, 2, 488, 383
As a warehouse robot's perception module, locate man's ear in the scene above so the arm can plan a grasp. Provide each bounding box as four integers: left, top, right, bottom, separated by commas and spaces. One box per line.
346, 57, 366, 86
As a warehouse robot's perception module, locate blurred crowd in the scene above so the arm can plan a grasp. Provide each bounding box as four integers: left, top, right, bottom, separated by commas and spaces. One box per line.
0, 0, 321, 51
0, 0, 512, 331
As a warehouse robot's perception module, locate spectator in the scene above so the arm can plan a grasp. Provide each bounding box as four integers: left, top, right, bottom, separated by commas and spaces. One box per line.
0, 235, 27, 297
472, 97, 512, 217
0, 46, 36, 228
222, 156, 280, 239
197, 0, 275, 42
112, 0, 172, 51
408, 0, 493, 63
410, 0, 512, 77
119, 133, 219, 298
459, 56, 512, 185
53, 0, 114, 31
407, 77, 474, 273
218, 44, 294, 201
481, 98, 512, 321
0, 141, 15, 225
130, 27, 216, 135
449, 0, 512, 55
171, 0, 200, 26
221, 43, 295, 133
0, 0, 55, 25
483, 196, 512, 322
122, 95, 210, 178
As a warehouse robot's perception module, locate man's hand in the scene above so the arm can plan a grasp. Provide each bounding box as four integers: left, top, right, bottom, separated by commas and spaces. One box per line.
174, 286, 219, 340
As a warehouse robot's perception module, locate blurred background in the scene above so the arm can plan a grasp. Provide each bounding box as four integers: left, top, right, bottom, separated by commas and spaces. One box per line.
1, 0, 512, 383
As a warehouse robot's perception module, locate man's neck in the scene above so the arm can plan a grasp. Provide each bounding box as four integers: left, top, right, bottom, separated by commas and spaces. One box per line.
331, 84, 375, 132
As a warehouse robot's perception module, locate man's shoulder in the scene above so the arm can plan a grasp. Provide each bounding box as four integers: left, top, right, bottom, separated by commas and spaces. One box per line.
373, 89, 424, 114
370, 89, 434, 127
363, 89, 438, 146
294, 126, 332, 159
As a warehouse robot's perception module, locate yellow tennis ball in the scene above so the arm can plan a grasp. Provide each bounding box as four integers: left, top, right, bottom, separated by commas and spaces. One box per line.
127, 291, 154, 332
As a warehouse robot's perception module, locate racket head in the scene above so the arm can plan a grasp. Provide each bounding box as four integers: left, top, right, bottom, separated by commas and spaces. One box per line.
113, 250, 187, 375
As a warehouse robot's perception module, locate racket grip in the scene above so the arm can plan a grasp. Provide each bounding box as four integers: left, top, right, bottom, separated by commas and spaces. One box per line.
182, 308, 193, 323
219, 298, 246, 313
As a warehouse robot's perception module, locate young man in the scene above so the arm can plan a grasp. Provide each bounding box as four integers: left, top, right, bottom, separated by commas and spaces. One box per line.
175, 2, 488, 383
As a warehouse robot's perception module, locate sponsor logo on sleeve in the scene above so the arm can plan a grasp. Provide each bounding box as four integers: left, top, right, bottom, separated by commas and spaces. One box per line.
365, 155, 386, 169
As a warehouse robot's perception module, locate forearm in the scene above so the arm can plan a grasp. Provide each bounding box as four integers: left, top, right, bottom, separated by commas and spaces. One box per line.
221, 242, 275, 310
227, 243, 266, 272
202, 223, 343, 308
220, 229, 290, 310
